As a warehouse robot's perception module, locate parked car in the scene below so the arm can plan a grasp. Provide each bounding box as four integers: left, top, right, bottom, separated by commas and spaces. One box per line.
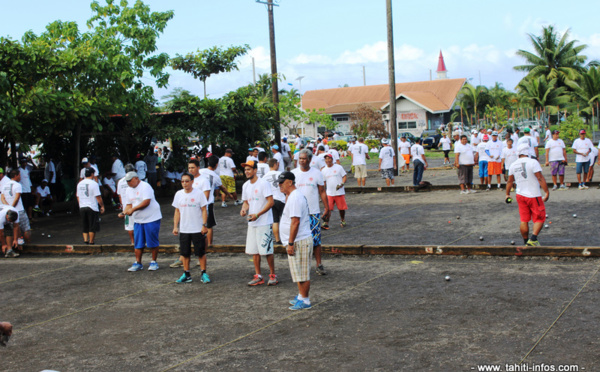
397, 132, 418, 145
422, 133, 442, 149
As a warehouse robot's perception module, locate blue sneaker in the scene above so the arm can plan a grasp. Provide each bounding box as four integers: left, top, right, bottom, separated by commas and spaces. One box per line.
201, 272, 211, 284
176, 273, 192, 283
127, 262, 143, 272
148, 261, 159, 271
289, 299, 312, 311
289, 295, 299, 306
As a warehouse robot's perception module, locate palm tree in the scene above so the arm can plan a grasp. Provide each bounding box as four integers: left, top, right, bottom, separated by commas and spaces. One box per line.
569, 67, 600, 118
514, 25, 596, 88
516, 76, 571, 115
457, 84, 491, 126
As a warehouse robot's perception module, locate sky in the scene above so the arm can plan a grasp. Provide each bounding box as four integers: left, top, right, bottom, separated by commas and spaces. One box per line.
2, 0, 600, 103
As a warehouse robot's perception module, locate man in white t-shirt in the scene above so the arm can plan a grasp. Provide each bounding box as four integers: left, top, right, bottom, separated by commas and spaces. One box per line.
398, 136, 411, 173
501, 138, 518, 186
516, 127, 539, 159
544, 127, 552, 144
544, 130, 567, 190
0, 206, 20, 258
350, 137, 370, 187
271, 145, 285, 173
486, 131, 503, 189
111, 155, 126, 183
281, 138, 292, 170
263, 158, 286, 244
18, 158, 35, 220
277, 171, 314, 311
506, 143, 550, 247
44, 155, 58, 197
295, 136, 303, 149
470, 129, 481, 148
321, 154, 348, 229
202, 156, 235, 247
477, 135, 491, 189
34, 179, 53, 216
218, 149, 242, 207
117, 164, 136, 244
327, 146, 341, 165
292, 149, 330, 276
439, 133, 452, 165
124, 171, 162, 272
135, 154, 148, 181
411, 138, 428, 187
172, 172, 209, 284
76, 168, 105, 245
572, 129, 594, 189
378, 138, 396, 186
454, 135, 477, 194
241, 160, 277, 286
2, 169, 31, 245
512, 128, 520, 144
310, 147, 327, 170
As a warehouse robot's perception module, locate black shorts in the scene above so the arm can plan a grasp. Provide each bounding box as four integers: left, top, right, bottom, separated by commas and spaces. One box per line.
443, 150, 450, 158
179, 232, 206, 257
21, 193, 33, 210
80, 207, 100, 233
272, 200, 285, 223
3, 223, 14, 237
207, 203, 217, 228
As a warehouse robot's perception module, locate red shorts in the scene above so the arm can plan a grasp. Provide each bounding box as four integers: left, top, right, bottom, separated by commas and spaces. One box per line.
488, 161, 502, 175
327, 195, 348, 211
516, 194, 546, 223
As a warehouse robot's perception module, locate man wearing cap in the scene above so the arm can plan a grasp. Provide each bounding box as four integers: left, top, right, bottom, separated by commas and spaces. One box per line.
79, 158, 92, 182
2, 169, 31, 246
117, 163, 136, 244
501, 138, 518, 190
111, 154, 126, 184
218, 149, 242, 207
124, 171, 162, 272
240, 160, 277, 286
477, 135, 491, 189
246, 148, 258, 163
398, 136, 411, 173
321, 153, 348, 229
572, 129, 594, 189
277, 171, 314, 310
292, 149, 330, 275
470, 130, 481, 148
454, 135, 478, 194
271, 145, 285, 172
378, 138, 396, 187
135, 154, 147, 182
516, 127, 539, 160
544, 130, 568, 190
33, 179, 53, 216
411, 138, 428, 187
351, 137, 370, 187
172, 172, 209, 284
76, 168, 105, 245
439, 133, 452, 165
506, 143, 550, 247
0, 207, 20, 257
486, 131, 503, 189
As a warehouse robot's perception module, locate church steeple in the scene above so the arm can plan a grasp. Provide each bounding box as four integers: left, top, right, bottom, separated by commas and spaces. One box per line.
436, 50, 447, 79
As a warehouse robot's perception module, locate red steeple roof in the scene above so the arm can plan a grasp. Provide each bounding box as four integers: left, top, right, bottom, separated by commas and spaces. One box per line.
437, 50, 447, 72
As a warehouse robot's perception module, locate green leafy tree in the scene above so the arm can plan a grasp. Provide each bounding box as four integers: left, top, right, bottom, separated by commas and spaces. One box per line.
484, 105, 508, 128
516, 76, 571, 114
559, 115, 589, 143
350, 104, 387, 138
170, 45, 249, 98
458, 84, 492, 126
569, 67, 600, 121
514, 25, 597, 88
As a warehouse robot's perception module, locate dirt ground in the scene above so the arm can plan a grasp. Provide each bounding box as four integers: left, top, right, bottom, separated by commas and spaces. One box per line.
1, 255, 598, 371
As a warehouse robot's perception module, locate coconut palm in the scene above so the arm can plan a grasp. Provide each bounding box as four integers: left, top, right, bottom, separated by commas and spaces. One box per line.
514, 25, 597, 88
457, 84, 492, 126
569, 67, 600, 117
516, 75, 570, 114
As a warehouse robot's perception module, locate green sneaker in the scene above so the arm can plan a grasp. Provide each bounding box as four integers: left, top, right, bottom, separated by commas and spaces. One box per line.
526, 239, 541, 247
169, 259, 183, 268
176, 273, 192, 283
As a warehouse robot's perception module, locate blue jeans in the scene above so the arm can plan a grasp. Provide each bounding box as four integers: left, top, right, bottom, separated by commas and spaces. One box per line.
413, 160, 425, 186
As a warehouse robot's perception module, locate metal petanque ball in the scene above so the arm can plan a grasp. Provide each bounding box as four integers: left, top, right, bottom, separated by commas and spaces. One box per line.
47, 235, 51, 238
510, 241, 515, 245
505, 197, 513, 204
573, 214, 577, 218
445, 276, 451, 281
479, 236, 484, 241
456, 216, 460, 220
544, 224, 549, 228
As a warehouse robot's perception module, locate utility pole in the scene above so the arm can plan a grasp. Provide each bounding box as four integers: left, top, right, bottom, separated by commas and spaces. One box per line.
257, 0, 281, 147
386, 0, 399, 176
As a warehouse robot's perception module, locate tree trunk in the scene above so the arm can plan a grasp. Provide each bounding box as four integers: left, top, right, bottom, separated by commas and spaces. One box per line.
75, 122, 81, 181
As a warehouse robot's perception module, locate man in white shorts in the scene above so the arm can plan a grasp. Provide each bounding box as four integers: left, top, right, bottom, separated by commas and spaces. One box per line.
278, 171, 314, 311
240, 160, 277, 286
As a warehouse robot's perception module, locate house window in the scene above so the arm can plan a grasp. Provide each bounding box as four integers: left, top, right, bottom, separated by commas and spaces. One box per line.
398, 121, 417, 129
335, 116, 349, 122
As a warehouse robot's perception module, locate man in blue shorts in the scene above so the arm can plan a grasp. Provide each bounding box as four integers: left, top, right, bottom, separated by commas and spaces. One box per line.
123, 171, 162, 272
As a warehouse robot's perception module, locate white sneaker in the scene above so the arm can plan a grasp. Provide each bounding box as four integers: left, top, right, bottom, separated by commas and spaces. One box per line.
234, 200, 243, 206
497, 184, 501, 189
460, 190, 469, 194
468, 189, 477, 193
552, 185, 557, 191
583, 184, 589, 189
221, 202, 228, 208
579, 185, 585, 190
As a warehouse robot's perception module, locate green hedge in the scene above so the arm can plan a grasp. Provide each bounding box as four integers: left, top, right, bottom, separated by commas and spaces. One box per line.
327, 140, 348, 151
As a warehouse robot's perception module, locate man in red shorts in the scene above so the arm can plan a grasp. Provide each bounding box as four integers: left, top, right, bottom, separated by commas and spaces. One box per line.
505, 143, 550, 246
320, 153, 347, 229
